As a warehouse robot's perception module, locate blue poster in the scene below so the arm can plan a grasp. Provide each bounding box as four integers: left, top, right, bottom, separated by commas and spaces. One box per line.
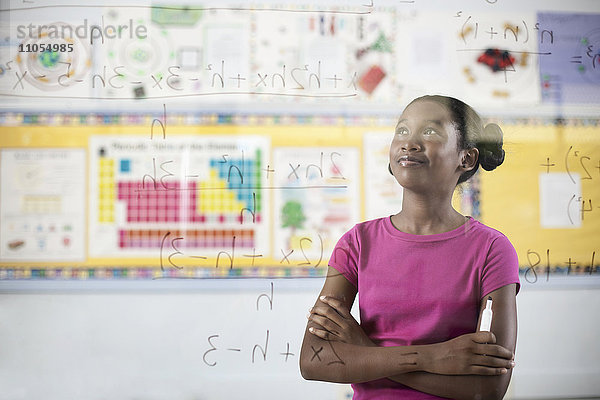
538, 12, 600, 104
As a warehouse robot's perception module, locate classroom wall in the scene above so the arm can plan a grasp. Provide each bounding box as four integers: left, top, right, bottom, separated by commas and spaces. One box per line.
1, 0, 600, 399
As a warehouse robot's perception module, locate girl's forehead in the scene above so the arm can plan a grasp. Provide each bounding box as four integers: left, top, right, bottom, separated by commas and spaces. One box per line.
400, 100, 453, 122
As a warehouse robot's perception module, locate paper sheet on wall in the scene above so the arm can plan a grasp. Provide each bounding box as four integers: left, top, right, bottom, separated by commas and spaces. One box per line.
395, 11, 458, 101
539, 172, 582, 228
363, 132, 403, 220
0, 149, 86, 261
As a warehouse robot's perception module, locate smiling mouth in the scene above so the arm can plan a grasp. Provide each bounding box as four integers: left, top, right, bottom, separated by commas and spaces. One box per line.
397, 156, 426, 167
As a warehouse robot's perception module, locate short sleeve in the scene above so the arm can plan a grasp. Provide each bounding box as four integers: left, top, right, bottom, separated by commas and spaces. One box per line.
480, 234, 521, 299
328, 226, 359, 288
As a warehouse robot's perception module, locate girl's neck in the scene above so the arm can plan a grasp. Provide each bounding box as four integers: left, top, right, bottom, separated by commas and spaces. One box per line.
392, 190, 466, 235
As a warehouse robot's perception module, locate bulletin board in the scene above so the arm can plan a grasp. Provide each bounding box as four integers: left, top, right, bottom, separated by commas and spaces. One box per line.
0, 116, 598, 282
0, 120, 369, 279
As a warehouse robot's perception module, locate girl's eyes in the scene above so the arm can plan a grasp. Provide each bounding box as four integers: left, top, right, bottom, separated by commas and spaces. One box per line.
395, 127, 437, 135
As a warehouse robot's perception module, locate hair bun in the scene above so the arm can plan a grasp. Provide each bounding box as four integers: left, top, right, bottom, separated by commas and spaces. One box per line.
478, 123, 505, 171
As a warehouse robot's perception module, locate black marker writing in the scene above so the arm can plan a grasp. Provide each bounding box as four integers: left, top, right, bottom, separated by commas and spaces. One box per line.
252, 330, 270, 363
141, 158, 175, 190
202, 331, 296, 367
4, 61, 358, 99
326, 340, 345, 366
203, 334, 219, 367
280, 342, 295, 362
243, 248, 263, 267
524, 249, 598, 283
310, 345, 323, 362
150, 104, 166, 140
215, 236, 236, 269
256, 282, 274, 311
540, 157, 556, 173
280, 248, 294, 264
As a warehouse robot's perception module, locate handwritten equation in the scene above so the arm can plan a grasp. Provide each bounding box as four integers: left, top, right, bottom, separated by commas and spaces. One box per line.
6, 61, 358, 99
202, 282, 297, 367
454, 12, 556, 88
160, 230, 324, 271
137, 154, 348, 192
540, 146, 600, 223
201, 281, 346, 368
523, 249, 597, 284
570, 44, 600, 71
457, 14, 554, 46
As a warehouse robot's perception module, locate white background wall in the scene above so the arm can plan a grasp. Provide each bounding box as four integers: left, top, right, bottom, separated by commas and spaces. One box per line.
1, 277, 599, 400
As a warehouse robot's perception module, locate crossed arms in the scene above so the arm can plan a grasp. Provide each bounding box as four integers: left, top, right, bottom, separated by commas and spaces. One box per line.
299, 267, 518, 400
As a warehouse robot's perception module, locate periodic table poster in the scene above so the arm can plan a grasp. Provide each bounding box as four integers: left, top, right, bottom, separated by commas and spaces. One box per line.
89, 135, 270, 261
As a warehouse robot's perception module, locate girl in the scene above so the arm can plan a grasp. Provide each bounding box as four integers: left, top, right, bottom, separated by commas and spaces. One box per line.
300, 95, 520, 400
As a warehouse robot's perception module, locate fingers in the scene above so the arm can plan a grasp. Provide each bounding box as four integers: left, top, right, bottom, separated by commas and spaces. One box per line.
469, 365, 511, 376
473, 354, 516, 370
308, 325, 339, 341
309, 312, 342, 335
474, 343, 514, 360
319, 296, 352, 318
470, 354, 516, 375
472, 331, 497, 344
309, 296, 351, 329
307, 296, 353, 341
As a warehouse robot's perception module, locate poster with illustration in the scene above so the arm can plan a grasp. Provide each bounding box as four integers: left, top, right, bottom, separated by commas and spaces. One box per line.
363, 132, 403, 220
272, 147, 359, 266
252, 6, 398, 103
0, 149, 86, 261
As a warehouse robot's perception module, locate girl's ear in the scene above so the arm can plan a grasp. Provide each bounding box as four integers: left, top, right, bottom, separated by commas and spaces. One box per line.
460, 148, 479, 171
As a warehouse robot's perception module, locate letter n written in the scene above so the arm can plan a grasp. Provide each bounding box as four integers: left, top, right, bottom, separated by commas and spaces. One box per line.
252, 330, 270, 363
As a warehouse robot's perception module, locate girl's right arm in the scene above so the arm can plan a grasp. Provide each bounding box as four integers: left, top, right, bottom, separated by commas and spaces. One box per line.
299, 267, 514, 384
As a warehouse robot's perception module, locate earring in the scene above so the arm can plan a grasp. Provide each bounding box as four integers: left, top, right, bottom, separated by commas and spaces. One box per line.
388, 163, 393, 175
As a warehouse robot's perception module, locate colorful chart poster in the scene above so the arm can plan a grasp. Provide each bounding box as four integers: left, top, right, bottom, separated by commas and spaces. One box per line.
272, 147, 359, 266
100, 7, 213, 100
252, 8, 397, 103
89, 135, 269, 259
538, 12, 600, 104
0, 12, 93, 99
363, 132, 403, 220
452, 11, 541, 106
0, 149, 86, 261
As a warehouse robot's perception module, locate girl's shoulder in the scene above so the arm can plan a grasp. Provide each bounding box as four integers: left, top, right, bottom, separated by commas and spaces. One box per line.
468, 219, 511, 241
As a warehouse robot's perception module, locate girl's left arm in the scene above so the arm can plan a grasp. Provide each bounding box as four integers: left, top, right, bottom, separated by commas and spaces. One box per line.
388, 283, 518, 400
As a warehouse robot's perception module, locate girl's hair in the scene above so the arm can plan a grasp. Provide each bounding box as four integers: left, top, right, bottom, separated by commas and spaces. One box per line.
407, 95, 505, 184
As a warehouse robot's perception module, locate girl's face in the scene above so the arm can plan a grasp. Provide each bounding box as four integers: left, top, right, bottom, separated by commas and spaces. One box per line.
389, 100, 464, 193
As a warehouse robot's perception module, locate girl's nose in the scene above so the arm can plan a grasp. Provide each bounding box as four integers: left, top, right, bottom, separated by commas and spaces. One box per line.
399, 135, 422, 152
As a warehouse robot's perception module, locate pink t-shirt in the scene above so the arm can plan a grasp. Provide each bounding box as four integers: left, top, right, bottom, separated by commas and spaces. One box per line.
329, 216, 520, 400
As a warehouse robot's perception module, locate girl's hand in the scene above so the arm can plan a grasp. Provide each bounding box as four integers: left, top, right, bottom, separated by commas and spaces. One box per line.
307, 296, 375, 347
421, 332, 515, 376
